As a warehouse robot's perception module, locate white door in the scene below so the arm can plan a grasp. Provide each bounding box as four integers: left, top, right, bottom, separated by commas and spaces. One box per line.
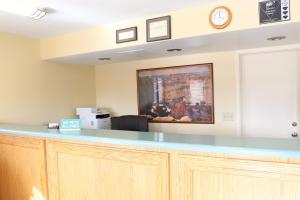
240, 49, 299, 138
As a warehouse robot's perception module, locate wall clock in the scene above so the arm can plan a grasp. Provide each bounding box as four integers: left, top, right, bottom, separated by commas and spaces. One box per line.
209, 6, 232, 29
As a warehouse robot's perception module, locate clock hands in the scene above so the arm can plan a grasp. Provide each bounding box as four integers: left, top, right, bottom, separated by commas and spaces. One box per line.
219, 11, 225, 20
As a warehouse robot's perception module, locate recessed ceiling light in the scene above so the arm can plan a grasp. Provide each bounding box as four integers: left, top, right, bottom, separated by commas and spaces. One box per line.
267, 36, 286, 41
31, 8, 47, 20
98, 58, 111, 61
0, 1, 47, 20
167, 48, 183, 52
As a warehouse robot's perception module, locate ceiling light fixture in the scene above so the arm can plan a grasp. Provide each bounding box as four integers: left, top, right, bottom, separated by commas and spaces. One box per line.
98, 58, 111, 61
0, 1, 46, 20
167, 48, 183, 52
267, 36, 287, 41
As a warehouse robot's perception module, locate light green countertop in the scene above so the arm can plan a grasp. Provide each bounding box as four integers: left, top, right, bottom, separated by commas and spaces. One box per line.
0, 123, 300, 159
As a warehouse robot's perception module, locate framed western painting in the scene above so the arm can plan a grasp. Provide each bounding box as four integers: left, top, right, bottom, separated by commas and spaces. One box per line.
137, 63, 214, 124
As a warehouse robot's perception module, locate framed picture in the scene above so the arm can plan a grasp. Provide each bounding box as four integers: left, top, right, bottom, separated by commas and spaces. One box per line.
137, 64, 214, 124
146, 16, 171, 42
116, 27, 137, 44
259, 0, 290, 24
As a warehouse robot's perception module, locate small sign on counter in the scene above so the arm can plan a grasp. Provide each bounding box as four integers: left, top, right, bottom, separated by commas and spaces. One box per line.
59, 119, 81, 132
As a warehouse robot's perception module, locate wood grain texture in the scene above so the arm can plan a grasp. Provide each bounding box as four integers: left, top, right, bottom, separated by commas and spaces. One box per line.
3, 133, 300, 200
175, 153, 300, 200
0, 134, 48, 200
46, 141, 169, 200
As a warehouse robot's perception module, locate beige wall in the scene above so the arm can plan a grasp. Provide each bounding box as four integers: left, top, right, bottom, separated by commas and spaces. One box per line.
41, 0, 300, 59
0, 32, 95, 125
96, 51, 237, 135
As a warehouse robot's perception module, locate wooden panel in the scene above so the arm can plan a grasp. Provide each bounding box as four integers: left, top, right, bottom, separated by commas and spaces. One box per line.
175, 154, 300, 200
46, 141, 169, 200
0, 134, 48, 200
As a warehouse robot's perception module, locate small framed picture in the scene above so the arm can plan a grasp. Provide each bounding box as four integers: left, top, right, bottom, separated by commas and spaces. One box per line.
259, 0, 290, 24
116, 27, 138, 44
146, 16, 171, 42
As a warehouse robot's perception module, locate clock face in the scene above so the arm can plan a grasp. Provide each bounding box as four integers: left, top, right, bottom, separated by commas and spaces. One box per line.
210, 6, 232, 29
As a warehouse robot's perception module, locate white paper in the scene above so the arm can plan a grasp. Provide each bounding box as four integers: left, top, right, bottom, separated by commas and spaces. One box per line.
118, 30, 134, 40
149, 20, 168, 38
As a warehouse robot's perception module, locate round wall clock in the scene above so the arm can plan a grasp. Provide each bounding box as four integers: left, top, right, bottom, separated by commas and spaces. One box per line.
209, 6, 232, 29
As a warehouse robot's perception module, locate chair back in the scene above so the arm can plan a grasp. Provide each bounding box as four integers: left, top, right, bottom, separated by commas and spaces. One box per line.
111, 115, 149, 132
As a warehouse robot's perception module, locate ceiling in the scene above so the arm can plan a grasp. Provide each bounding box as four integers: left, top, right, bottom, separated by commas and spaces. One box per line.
50, 22, 300, 65
0, 0, 220, 38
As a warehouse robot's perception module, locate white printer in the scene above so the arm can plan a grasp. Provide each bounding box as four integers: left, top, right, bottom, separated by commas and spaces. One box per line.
76, 108, 111, 129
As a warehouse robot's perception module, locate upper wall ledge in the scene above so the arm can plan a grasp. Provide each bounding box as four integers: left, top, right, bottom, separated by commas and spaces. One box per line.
40, 0, 300, 62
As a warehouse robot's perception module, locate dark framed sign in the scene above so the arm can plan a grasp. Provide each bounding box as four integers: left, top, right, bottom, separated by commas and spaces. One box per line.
116, 27, 137, 44
137, 64, 214, 124
146, 16, 171, 42
259, 0, 290, 24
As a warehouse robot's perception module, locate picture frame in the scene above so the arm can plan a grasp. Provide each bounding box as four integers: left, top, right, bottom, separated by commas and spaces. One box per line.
146, 16, 171, 42
259, 0, 290, 24
137, 63, 214, 124
116, 26, 138, 44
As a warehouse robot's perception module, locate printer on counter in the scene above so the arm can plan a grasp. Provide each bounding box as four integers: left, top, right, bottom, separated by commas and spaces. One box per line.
76, 108, 111, 129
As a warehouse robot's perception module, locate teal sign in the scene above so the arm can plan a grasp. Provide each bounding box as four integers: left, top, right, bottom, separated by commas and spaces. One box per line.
60, 119, 81, 130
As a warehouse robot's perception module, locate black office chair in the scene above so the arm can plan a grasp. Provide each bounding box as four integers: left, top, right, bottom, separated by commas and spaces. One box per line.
111, 115, 149, 132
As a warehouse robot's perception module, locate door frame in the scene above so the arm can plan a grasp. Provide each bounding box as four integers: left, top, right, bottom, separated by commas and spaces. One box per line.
235, 44, 300, 136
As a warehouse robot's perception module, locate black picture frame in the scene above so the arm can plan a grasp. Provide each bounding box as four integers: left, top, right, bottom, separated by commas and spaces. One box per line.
146, 16, 171, 42
116, 27, 138, 44
259, 0, 290, 24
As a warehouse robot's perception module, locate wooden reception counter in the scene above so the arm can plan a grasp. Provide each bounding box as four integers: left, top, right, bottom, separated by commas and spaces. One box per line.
1, 124, 300, 200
